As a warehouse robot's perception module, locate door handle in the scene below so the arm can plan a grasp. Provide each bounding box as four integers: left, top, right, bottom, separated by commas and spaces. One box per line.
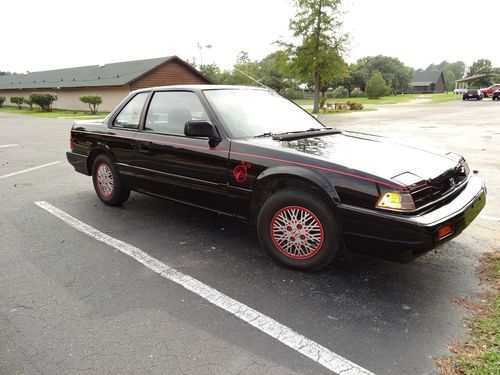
138, 141, 152, 153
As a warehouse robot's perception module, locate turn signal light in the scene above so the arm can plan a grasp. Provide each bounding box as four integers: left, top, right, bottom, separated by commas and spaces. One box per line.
438, 224, 453, 239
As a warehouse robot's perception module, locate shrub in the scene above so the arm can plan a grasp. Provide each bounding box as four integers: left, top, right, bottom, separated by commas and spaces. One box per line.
283, 88, 305, 100
350, 88, 363, 97
10, 96, 24, 109
353, 102, 363, 110
319, 96, 327, 109
365, 71, 389, 99
80, 95, 102, 115
331, 85, 348, 98
29, 92, 57, 112
0, 96, 5, 107
25, 97, 33, 110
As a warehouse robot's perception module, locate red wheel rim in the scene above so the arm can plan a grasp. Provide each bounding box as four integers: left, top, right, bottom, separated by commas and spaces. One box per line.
270, 205, 324, 259
96, 162, 114, 198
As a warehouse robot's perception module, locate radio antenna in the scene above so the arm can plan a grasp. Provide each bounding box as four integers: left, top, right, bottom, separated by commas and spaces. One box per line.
233, 66, 270, 90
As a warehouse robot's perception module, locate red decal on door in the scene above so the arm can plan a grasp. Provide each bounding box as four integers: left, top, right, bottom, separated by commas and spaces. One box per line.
232, 161, 251, 183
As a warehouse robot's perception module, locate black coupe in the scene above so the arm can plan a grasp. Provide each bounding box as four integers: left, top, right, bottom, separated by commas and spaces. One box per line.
67, 86, 486, 270
463, 89, 484, 100
492, 89, 500, 101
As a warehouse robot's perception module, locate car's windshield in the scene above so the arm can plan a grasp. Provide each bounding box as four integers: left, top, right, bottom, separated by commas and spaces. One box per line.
203, 88, 323, 138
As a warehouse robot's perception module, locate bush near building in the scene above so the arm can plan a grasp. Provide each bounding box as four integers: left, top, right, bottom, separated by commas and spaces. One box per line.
79, 95, 103, 115
25, 97, 33, 110
0, 96, 5, 107
10, 96, 24, 109
29, 92, 57, 112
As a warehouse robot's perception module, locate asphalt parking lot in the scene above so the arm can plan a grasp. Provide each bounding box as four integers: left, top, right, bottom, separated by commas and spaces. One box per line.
1, 99, 499, 375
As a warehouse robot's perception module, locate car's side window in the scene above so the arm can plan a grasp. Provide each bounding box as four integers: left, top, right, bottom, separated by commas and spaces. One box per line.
113, 92, 149, 129
144, 91, 209, 135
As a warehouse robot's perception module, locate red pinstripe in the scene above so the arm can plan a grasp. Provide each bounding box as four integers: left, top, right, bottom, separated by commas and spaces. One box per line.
74, 130, 407, 190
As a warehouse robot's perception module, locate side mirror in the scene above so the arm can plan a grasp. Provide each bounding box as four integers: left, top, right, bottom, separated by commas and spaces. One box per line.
184, 120, 221, 147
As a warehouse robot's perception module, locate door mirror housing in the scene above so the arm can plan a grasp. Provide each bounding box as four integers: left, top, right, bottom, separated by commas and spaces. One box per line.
184, 120, 221, 147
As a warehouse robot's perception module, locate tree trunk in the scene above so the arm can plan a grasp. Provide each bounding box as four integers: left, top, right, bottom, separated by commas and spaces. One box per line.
312, 1, 322, 114
313, 70, 321, 113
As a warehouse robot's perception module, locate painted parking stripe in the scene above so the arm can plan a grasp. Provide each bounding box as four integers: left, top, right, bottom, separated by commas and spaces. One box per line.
479, 215, 500, 222
0, 144, 18, 148
35, 201, 374, 375
0, 161, 60, 180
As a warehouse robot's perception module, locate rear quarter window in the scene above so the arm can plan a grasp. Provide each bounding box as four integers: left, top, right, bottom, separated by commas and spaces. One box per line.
113, 92, 149, 129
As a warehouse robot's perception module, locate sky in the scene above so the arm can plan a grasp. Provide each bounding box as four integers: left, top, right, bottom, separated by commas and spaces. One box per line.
1, 0, 499, 74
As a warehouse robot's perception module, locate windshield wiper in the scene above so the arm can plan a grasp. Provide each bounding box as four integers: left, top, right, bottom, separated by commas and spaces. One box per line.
272, 127, 341, 141
253, 132, 274, 138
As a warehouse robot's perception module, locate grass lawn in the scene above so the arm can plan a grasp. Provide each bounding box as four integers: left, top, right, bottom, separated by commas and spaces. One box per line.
0, 106, 109, 120
429, 92, 462, 103
294, 92, 460, 107
437, 250, 500, 374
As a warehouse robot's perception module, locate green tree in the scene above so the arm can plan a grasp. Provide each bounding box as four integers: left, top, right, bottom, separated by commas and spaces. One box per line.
25, 97, 33, 110
355, 55, 413, 94
424, 60, 465, 91
284, 0, 347, 113
467, 59, 494, 86
0, 96, 5, 107
199, 63, 222, 83
10, 96, 24, 109
444, 61, 465, 80
259, 50, 293, 93
29, 92, 57, 112
233, 51, 263, 86
80, 95, 102, 114
365, 71, 389, 99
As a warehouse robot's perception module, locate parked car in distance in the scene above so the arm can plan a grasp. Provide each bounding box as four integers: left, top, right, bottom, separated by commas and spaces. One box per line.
492, 89, 500, 101
480, 84, 500, 97
453, 88, 467, 94
66, 85, 486, 270
463, 89, 484, 100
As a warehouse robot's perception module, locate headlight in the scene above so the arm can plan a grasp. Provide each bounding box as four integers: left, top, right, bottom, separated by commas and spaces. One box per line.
461, 161, 470, 176
376, 192, 415, 211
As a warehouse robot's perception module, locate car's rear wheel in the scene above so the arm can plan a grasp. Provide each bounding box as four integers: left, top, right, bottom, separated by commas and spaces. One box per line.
257, 189, 341, 270
92, 154, 130, 206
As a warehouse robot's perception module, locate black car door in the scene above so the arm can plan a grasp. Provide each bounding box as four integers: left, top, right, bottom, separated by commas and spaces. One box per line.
131, 90, 231, 212
100, 91, 150, 187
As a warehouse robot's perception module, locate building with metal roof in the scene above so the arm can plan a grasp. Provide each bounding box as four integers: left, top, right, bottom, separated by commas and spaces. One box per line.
410, 71, 445, 93
0, 56, 211, 111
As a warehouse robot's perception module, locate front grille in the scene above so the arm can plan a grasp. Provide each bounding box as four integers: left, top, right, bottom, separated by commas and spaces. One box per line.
411, 169, 468, 208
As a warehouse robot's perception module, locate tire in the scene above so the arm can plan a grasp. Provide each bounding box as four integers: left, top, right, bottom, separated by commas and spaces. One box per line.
92, 154, 130, 206
257, 189, 341, 270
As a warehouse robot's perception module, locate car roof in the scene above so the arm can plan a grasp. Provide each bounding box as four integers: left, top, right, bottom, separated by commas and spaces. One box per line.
130, 84, 268, 95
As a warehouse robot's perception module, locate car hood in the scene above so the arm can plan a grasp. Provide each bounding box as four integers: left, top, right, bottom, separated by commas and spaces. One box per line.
243, 132, 459, 185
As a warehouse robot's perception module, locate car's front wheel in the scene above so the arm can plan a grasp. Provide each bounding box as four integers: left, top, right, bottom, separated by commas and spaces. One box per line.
92, 154, 130, 206
257, 189, 341, 270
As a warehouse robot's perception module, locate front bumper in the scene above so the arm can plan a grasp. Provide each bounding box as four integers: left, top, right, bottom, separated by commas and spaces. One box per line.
339, 175, 486, 262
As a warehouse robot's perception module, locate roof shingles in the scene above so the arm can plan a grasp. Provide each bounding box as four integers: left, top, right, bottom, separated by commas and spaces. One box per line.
410, 71, 442, 87
0, 56, 174, 90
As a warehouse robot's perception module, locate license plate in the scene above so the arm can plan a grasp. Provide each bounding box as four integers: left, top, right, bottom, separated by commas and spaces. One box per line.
463, 191, 486, 226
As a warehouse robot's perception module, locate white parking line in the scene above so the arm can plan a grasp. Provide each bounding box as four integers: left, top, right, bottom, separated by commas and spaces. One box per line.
0, 161, 61, 180
479, 215, 500, 222
0, 144, 18, 148
35, 201, 374, 375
